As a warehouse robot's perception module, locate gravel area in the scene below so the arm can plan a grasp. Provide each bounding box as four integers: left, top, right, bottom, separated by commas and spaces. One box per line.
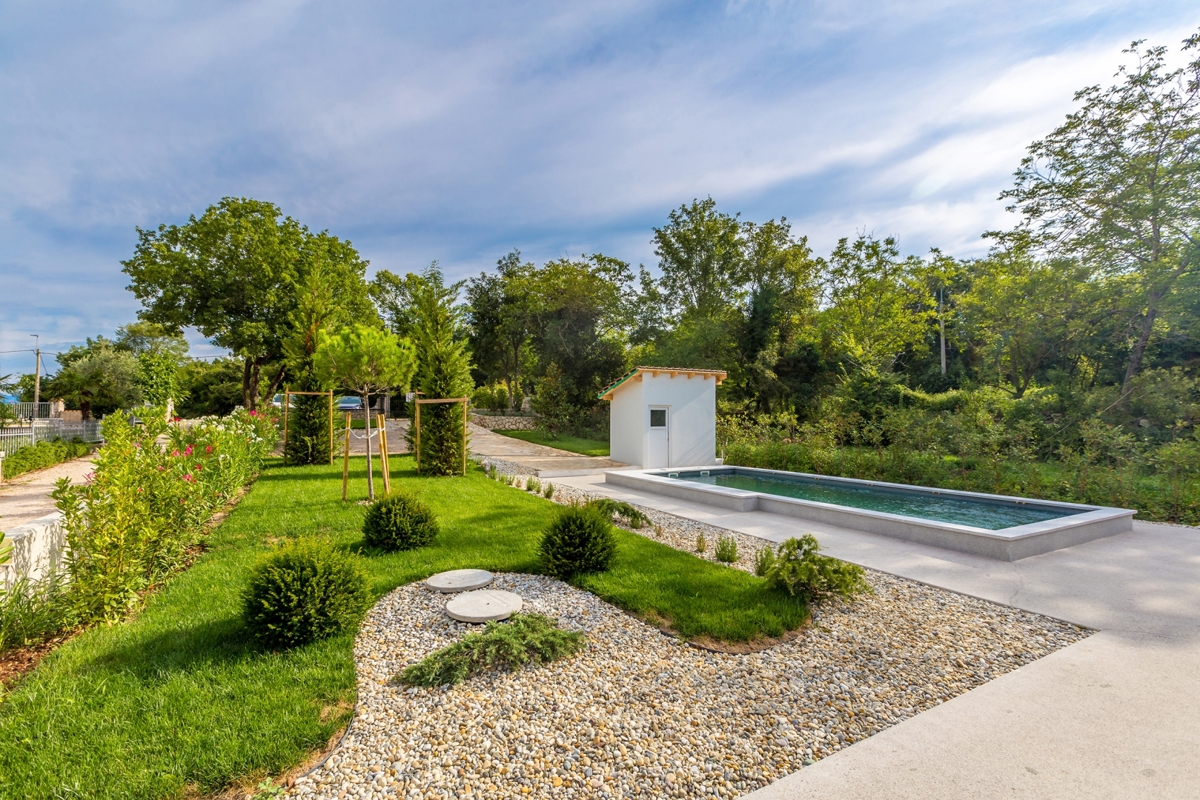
291, 471, 1089, 800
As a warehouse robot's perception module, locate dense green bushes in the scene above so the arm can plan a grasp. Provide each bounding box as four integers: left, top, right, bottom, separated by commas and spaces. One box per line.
759, 536, 871, 603
0, 439, 91, 480
540, 504, 616, 579
53, 407, 277, 624
242, 539, 370, 649
362, 492, 439, 551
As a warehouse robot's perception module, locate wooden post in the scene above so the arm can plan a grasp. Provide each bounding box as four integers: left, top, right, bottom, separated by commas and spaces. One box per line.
342, 411, 352, 501
282, 389, 290, 466
328, 390, 334, 465
461, 397, 467, 476
414, 401, 421, 474
378, 414, 391, 494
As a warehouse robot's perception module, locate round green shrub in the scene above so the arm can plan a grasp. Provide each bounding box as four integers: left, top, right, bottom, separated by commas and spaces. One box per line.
540, 504, 616, 579
362, 492, 439, 551
242, 539, 370, 649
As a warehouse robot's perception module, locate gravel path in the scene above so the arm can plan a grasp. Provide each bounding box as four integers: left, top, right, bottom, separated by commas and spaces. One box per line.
292, 467, 1088, 800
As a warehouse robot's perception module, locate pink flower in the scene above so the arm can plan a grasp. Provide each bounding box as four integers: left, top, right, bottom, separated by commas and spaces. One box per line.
182, 473, 196, 483
157, 465, 165, 472
173, 416, 181, 422
249, 410, 259, 417
184, 445, 194, 456
171, 449, 180, 457
205, 445, 213, 454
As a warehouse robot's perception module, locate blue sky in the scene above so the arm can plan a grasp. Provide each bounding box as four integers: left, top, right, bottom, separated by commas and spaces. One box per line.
1, 0, 1196, 374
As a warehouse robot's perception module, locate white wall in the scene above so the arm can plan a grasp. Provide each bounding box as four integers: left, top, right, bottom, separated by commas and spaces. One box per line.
642, 373, 717, 467
609, 378, 643, 466
607, 372, 718, 468
0, 512, 67, 590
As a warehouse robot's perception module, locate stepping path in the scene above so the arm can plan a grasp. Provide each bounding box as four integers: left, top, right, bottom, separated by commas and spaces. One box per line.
424, 568, 494, 593
468, 424, 629, 477
444, 589, 523, 623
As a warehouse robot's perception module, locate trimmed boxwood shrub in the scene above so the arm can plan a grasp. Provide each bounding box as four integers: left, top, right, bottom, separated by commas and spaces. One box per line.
362, 492, 439, 551
540, 504, 616, 579
242, 539, 370, 649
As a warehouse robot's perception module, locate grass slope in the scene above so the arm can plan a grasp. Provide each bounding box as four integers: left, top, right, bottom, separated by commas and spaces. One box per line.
495, 429, 610, 457
0, 457, 803, 799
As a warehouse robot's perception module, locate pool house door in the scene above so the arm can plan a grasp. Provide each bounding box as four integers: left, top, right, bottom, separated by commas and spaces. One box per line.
646, 406, 670, 468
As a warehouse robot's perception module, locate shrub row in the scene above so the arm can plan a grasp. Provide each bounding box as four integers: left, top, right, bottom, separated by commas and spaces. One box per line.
0, 438, 91, 481
54, 408, 277, 624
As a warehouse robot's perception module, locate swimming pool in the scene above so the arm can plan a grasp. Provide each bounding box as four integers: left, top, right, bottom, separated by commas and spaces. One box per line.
604, 466, 1134, 561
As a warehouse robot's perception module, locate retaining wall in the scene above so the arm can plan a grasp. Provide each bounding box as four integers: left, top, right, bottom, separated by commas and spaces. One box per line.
0, 512, 67, 590
470, 414, 539, 431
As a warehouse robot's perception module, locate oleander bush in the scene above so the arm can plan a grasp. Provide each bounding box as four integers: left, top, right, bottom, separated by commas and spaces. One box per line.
362, 492, 439, 551
714, 535, 739, 563
53, 407, 277, 624
540, 504, 616, 579
398, 612, 586, 687
1, 438, 91, 480
763, 535, 871, 604
242, 539, 370, 649
0, 572, 74, 652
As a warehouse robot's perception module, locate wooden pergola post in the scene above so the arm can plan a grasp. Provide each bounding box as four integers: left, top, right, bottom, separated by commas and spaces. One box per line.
341, 411, 352, 501
282, 389, 290, 466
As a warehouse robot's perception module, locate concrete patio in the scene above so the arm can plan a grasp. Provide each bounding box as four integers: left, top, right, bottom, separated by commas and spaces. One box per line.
557, 472, 1200, 800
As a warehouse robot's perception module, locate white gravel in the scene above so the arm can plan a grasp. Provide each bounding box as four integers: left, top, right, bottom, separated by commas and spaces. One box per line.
290, 470, 1089, 800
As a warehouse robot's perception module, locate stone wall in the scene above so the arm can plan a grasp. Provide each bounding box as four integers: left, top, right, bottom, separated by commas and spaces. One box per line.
469, 414, 539, 431
0, 512, 67, 590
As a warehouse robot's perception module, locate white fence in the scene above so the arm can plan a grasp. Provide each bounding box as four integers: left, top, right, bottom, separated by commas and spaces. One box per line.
6, 401, 53, 420
0, 418, 103, 458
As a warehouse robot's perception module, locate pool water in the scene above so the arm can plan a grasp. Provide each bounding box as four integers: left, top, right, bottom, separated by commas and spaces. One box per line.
671, 469, 1078, 530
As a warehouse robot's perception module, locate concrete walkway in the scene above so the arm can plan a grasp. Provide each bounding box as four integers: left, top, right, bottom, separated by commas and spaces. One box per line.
558, 473, 1200, 800
467, 425, 628, 477
0, 456, 93, 532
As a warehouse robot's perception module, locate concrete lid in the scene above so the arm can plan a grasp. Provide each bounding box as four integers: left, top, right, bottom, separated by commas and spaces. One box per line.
425, 568, 494, 593
445, 589, 523, 623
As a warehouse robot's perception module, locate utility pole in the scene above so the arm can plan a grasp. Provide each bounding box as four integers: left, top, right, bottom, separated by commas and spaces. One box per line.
30, 334, 41, 412
938, 288, 947, 376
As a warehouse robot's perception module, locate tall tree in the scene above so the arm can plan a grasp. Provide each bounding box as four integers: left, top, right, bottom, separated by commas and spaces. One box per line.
122, 198, 308, 409
652, 197, 746, 320
999, 33, 1200, 392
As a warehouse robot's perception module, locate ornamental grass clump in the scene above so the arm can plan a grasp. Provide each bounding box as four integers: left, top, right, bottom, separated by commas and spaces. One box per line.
540, 504, 616, 579
763, 535, 871, 604
714, 535, 739, 563
584, 498, 648, 529
362, 492, 439, 551
527, 477, 542, 494
398, 612, 586, 687
243, 539, 370, 649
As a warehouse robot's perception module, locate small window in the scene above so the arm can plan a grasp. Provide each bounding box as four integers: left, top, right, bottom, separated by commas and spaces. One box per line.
650, 409, 667, 427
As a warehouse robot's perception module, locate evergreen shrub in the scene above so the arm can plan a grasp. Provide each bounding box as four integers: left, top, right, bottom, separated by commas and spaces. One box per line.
714, 535, 739, 563
243, 539, 370, 649
763, 535, 870, 604
362, 492, 439, 551
540, 504, 616, 579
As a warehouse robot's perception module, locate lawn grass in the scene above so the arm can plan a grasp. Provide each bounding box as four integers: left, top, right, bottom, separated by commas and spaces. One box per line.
495, 429, 610, 457
0, 456, 804, 798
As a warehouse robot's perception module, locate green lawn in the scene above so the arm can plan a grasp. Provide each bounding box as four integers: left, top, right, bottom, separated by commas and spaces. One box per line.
0, 457, 804, 799
496, 429, 610, 457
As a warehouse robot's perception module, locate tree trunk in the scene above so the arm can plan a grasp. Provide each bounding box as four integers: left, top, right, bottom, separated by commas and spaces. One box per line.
80, 399, 92, 421
248, 362, 262, 411
242, 358, 253, 410
263, 364, 287, 409
363, 391, 375, 501
1122, 297, 1160, 395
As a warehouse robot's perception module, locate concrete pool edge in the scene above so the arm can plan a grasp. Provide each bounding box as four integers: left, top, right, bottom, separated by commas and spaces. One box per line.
604, 467, 1135, 561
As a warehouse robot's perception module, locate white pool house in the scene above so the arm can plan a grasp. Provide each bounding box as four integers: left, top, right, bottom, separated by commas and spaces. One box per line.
599, 366, 726, 469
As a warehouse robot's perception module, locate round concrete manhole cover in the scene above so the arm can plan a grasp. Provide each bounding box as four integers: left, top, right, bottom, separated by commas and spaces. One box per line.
445, 589, 523, 623
425, 569, 494, 593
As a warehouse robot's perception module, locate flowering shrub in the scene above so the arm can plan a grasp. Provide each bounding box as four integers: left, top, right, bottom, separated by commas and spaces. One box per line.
54, 407, 277, 623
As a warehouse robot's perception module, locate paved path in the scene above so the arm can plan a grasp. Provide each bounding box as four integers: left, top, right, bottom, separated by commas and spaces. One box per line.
559, 472, 1200, 800
0, 456, 93, 531
467, 425, 628, 476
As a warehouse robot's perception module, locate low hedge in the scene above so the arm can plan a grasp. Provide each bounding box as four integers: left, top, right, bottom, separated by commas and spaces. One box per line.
1, 438, 91, 480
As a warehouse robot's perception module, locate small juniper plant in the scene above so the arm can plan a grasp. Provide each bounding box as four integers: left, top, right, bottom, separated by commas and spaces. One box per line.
763, 534, 871, 604
540, 504, 616, 579
397, 612, 586, 687
714, 535, 739, 563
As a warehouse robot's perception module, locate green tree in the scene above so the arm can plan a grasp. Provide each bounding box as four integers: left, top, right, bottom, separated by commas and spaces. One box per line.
652, 197, 746, 320
405, 265, 475, 476
49, 342, 140, 419
314, 324, 416, 499
999, 33, 1200, 392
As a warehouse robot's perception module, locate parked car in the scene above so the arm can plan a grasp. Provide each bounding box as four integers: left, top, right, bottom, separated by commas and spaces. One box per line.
270, 394, 297, 409
336, 396, 363, 411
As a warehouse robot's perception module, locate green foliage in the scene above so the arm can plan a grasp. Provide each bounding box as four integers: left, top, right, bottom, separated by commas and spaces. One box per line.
526, 476, 541, 494
763, 535, 871, 604
695, 534, 706, 553
540, 504, 616, 579
53, 408, 277, 623
584, 497, 648, 529
714, 535, 739, 563
361, 492, 439, 551
176, 357, 245, 418
284, 393, 334, 465
0, 438, 90, 481
0, 572, 74, 652
531, 363, 573, 436
48, 340, 141, 419
242, 539, 370, 650
542, 482, 554, 499
397, 612, 587, 687
753, 545, 776, 577
471, 384, 510, 411
136, 349, 182, 407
